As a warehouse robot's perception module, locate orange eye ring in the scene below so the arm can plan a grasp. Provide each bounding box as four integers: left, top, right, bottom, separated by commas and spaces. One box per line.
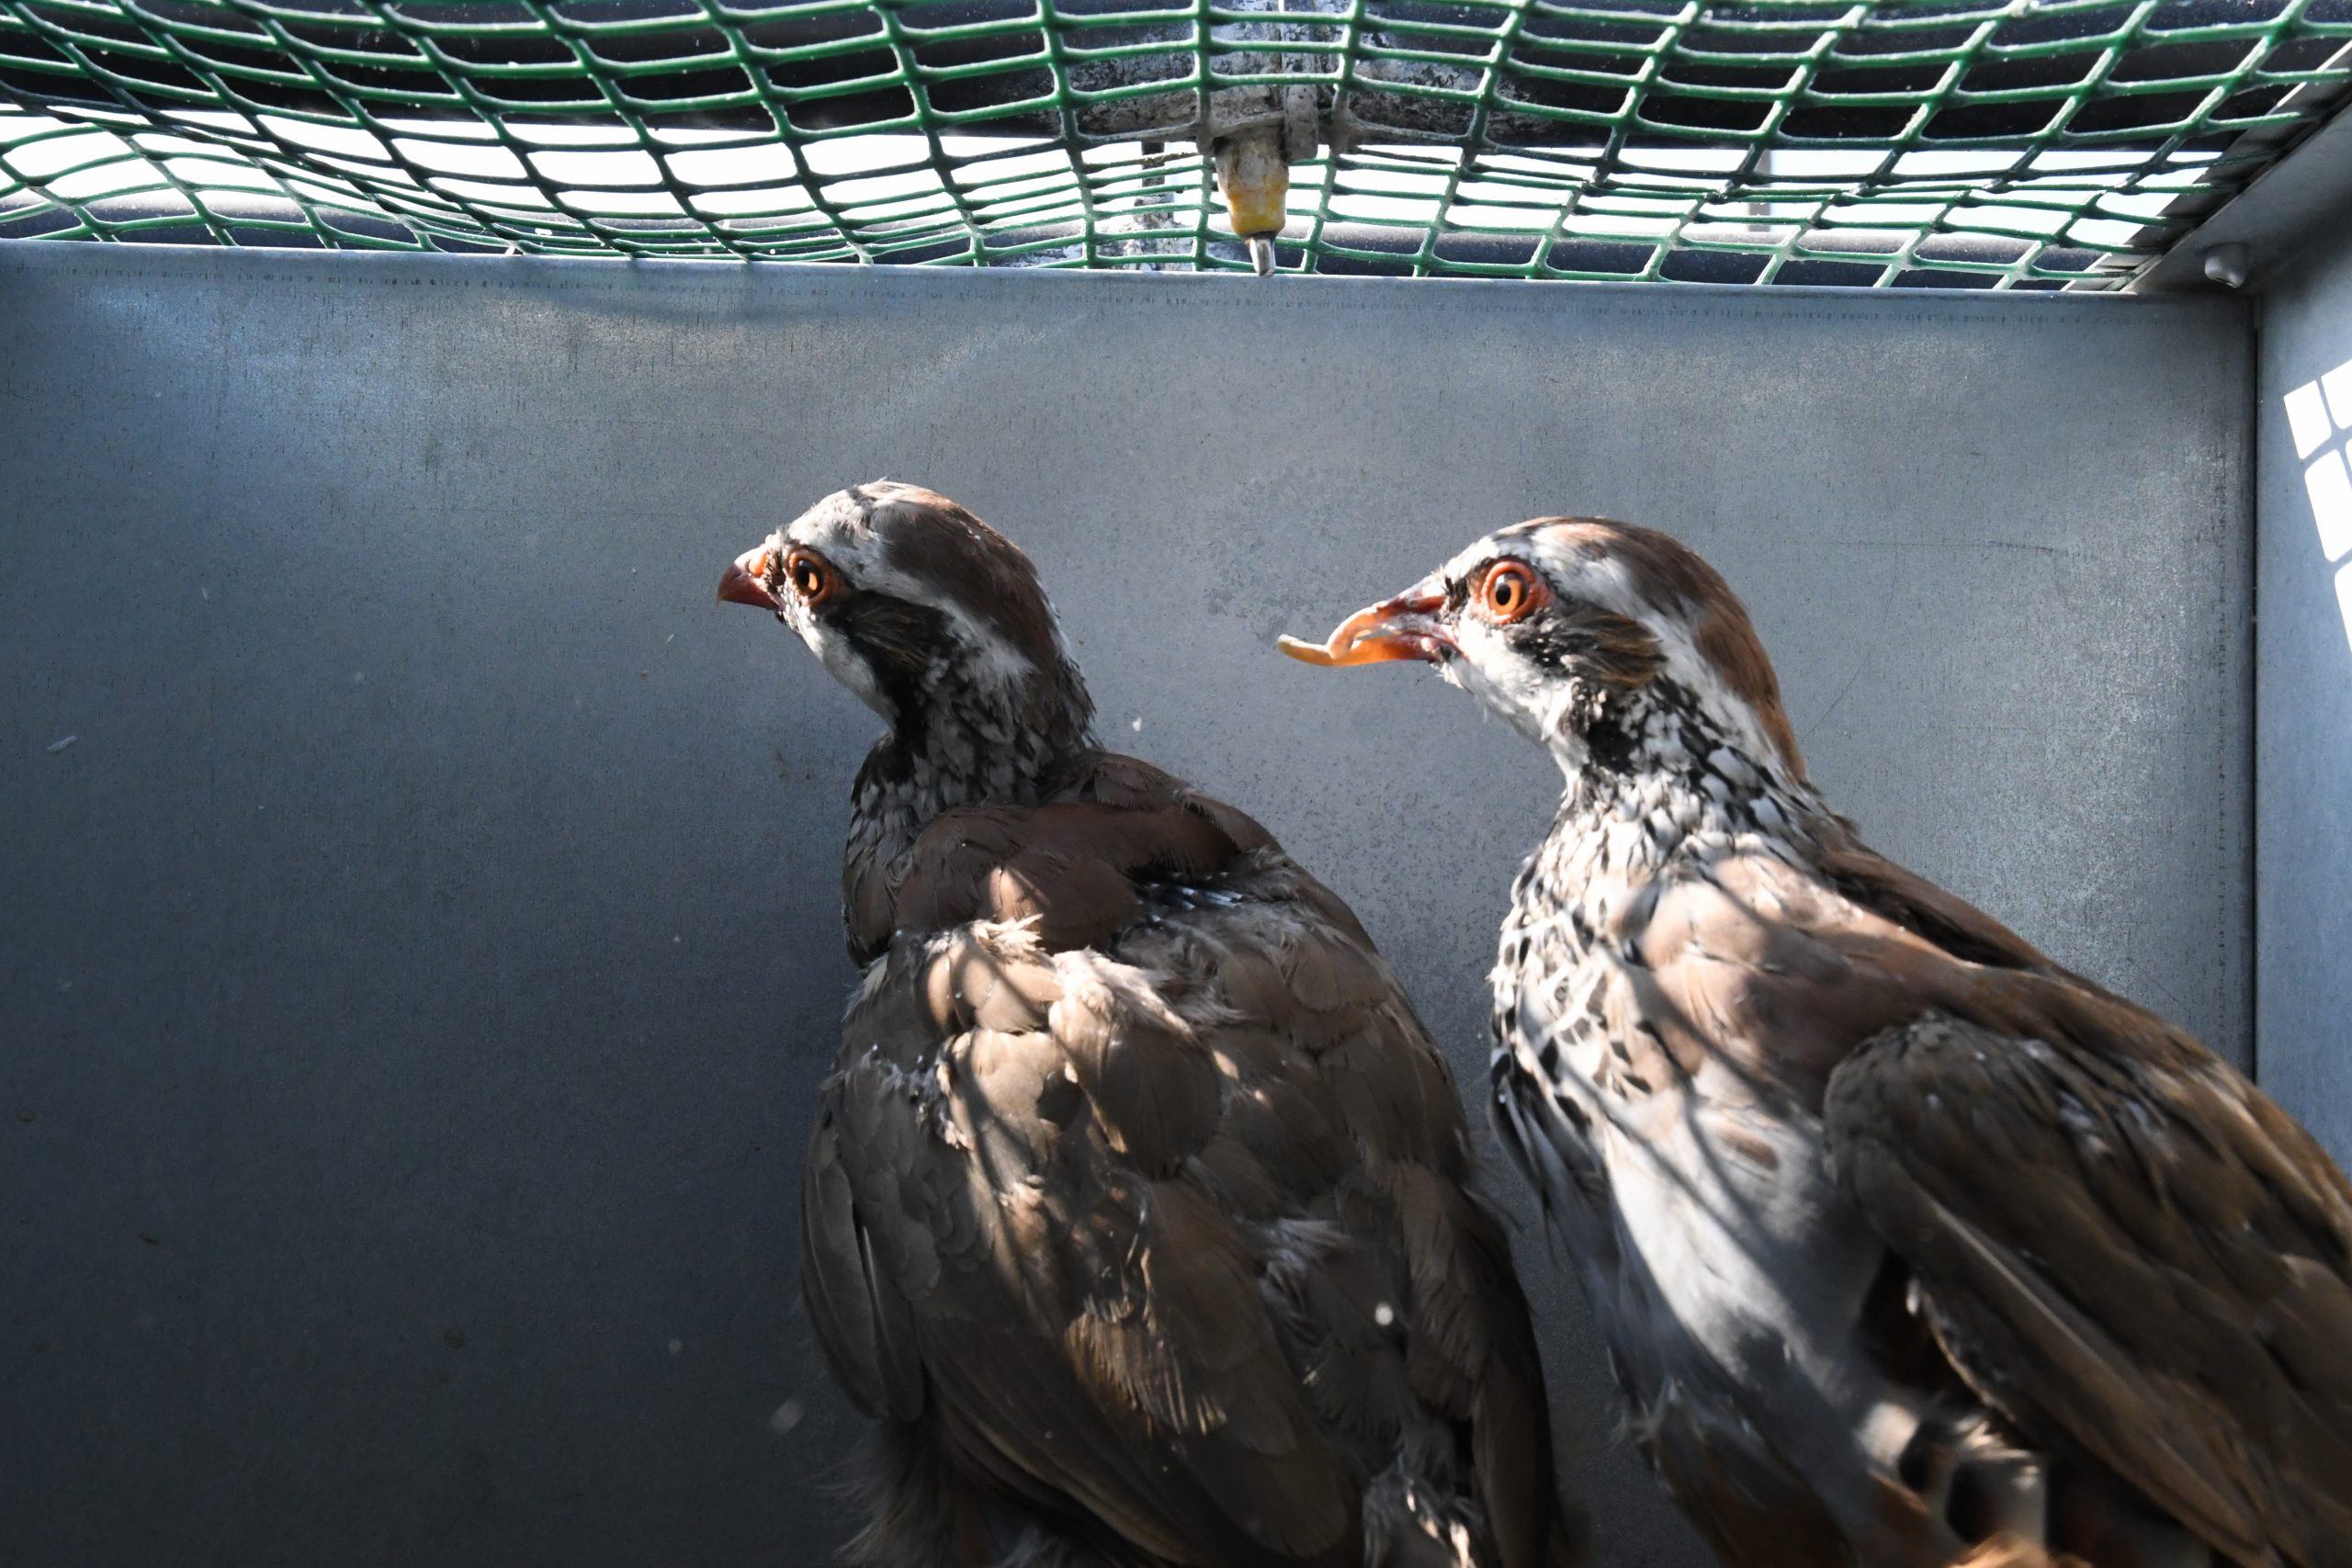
783, 547, 841, 606
1477, 560, 1546, 625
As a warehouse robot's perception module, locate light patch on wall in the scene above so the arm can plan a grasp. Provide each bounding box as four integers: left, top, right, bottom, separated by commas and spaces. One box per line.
2286, 382, 2335, 458
2309, 449, 2352, 563
2291, 357, 2352, 656
2324, 362, 2352, 433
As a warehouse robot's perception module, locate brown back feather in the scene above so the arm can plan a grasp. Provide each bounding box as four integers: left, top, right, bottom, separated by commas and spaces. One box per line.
1633, 845, 2352, 1565
815, 749, 1586, 1567
874, 756, 1257, 955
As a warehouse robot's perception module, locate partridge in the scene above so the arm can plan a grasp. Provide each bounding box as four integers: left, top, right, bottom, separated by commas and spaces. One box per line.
1283, 516, 2352, 1568
719, 483, 1585, 1568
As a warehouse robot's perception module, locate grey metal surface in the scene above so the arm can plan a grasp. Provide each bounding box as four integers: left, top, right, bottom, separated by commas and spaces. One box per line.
2133, 81, 2352, 295
0, 245, 2251, 1568
2256, 240, 2352, 1168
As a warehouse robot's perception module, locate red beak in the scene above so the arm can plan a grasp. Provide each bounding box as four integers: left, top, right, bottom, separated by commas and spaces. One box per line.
1277, 581, 1452, 668
718, 547, 782, 612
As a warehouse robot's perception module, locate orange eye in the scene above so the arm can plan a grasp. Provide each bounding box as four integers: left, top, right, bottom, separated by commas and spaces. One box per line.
1478, 560, 1545, 624
784, 547, 840, 605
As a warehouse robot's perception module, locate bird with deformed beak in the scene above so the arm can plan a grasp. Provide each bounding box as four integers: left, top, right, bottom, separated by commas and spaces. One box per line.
1283, 515, 2352, 1568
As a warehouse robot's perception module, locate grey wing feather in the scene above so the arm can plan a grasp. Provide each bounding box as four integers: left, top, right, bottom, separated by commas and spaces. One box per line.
802, 1106, 925, 1424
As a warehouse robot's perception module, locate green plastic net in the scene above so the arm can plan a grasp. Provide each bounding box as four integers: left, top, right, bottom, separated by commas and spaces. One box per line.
3, 1, 2348, 285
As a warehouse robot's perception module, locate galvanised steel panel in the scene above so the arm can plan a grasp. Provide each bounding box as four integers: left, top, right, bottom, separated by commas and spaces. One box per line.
0, 245, 2251, 1568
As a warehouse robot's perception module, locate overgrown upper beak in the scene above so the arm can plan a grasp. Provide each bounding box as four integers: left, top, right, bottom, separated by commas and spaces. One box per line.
718, 546, 782, 612
1277, 580, 1453, 668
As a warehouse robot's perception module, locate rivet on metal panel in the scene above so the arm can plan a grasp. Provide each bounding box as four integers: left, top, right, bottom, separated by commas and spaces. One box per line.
2203, 245, 2252, 290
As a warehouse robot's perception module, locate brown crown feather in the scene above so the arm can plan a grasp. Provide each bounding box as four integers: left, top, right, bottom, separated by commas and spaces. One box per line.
1546, 517, 1807, 779
849, 481, 1066, 680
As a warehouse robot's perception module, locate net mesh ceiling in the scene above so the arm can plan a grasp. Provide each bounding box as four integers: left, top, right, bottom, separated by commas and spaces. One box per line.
2, 0, 2348, 286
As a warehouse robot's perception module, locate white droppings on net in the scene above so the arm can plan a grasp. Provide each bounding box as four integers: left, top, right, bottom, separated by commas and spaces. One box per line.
769, 1396, 807, 1436
45, 736, 76, 754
